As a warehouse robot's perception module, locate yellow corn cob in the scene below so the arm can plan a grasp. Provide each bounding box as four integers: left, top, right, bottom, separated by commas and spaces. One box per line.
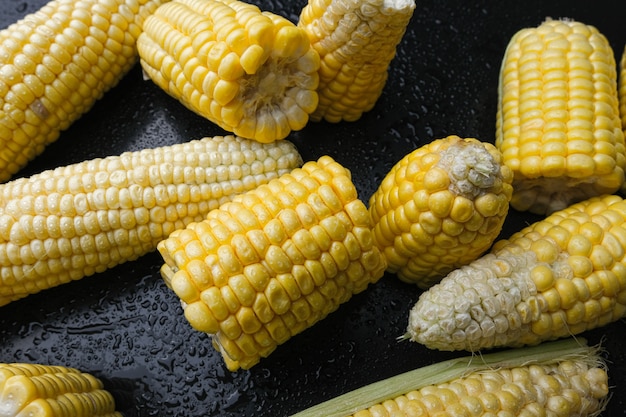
157, 156, 387, 371
368, 135, 513, 289
406, 193, 626, 352
0, 135, 302, 307
496, 18, 626, 215
0, 363, 122, 417
0, 0, 166, 183
291, 339, 609, 417
619, 44, 626, 139
297, 0, 416, 123
136, 0, 320, 143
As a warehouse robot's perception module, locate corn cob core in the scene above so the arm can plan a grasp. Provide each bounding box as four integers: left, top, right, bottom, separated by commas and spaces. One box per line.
0, 0, 166, 183
0, 135, 302, 307
157, 156, 387, 370
407, 194, 626, 351
496, 18, 626, 215
297, 0, 416, 123
0, 363, 121, 417
369, 136, 513, 289
137, 0, 320, 143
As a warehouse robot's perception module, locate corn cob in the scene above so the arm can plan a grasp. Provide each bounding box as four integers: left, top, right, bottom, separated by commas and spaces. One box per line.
297, 0, 416, 123
0, 135, 302, 307
368, 135, 513, 289
157, 156, 387, 371
0, 0, 167, 183
406, 193, 626, 352
496, 18, 626, 215
0, 363, 122, 416
136, 0, 320, 143
291, 339, 609, 417
619, 44, 626, 139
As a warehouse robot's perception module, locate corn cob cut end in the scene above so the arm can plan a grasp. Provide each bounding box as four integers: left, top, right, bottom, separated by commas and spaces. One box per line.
157, 155, 386, 370
137, 0, 320, 143
407, 194, 626, 352
497, 18, 626, 215
369, 135, 513, 288
298, 0, 416, 123
0, 363, 122, 416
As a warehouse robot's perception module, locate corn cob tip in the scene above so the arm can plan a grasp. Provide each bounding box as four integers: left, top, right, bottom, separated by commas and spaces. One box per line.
298, 0, 416, 123
369, 135, 513, 288
407, 194, 626, 352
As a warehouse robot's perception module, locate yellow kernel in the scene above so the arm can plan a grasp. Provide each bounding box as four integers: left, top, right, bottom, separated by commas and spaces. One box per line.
184, 301, 219, 333
579, 222, 604, 245
219, 315, 242, 340
566, 154, 595, 177
422, 167, 449, 191
236, 306, 262, 334
531, 264, 554, 292
530, 238, 560, 263
590, 245, 614, 269
542, 287, 561, 312
567, 235, 592, 256
567, 255, 594, 278
474, 193, 501, 218
201, 287, 229, 321
449, 196, 475, 223
428, 190, 454, 218
531, 312, 553, 336
554, 277, 578, 309
171, 270, 199, 302
265, 278, 291, 314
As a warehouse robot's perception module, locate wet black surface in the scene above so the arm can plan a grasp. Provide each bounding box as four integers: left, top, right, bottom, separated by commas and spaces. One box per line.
1, 0, 626, 416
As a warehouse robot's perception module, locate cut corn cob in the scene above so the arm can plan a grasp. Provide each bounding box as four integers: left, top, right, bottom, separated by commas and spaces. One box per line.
136, 0, 320, 143
297, 0, 416, 123
368, 135, 513, 289
0, 363, 122, 417
0, 0, 167, 183
406, 193, 626, 352
291, 339, 609, 417
157, 156, 387, 371
0, 135, 302, 307
496, 18, 626, 215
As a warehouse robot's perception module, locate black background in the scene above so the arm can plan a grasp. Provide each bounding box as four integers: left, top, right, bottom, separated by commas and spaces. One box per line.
1, 1, 625, 416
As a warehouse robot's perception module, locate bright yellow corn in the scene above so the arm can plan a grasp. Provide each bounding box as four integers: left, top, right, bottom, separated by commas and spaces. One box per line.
496, 18, 626, 215
137, 0, 320, 143
368, 135, 513, 289
0, 135, 302, 307
406, 193, 626, 352
297, 0, 415, 123
0, 0, 167, 183
0, 363, 121, 417
157, 156, 387, 371
618, 44, 626, 143
291, 339, 609, 417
